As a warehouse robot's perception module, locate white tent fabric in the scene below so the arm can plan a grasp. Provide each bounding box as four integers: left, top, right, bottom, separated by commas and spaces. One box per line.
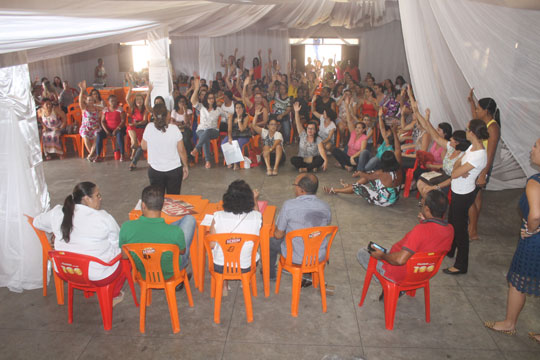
399, 0, 540, 190
0, 63, 49, 292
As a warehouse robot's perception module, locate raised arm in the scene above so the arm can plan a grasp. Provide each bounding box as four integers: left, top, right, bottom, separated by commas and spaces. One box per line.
311, 94, 322, 119
414, 105, 448, 148
467, 88, 477, 118
145, 82, 154, 114
345, 98, 356, 134
392, 123, 402, 165
190, 73, 200, 107
378, 107, 390, 146
251, 108, 263, 134
125, 74, 135, 108
242, 76, 253, 109
293, 101, 304, 136
78, 80, 87, 111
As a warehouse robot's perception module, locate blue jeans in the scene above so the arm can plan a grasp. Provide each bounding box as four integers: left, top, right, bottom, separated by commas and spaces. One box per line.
357, 248, 391, 283
279, 118, 291, 145
195, 128, 219, 162
356, 150, 381, 172
96, 128, 126, 156
171, 215, 196, 269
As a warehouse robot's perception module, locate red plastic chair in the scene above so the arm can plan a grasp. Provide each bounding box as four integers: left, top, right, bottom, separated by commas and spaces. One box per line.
403, 150, 435, 198
48, 251, 138, 331
275, 226, 339, 317
24, 214, 64, 305
358, 251, 447, 330
204, 233, 260, 324
122, 243, 194, 333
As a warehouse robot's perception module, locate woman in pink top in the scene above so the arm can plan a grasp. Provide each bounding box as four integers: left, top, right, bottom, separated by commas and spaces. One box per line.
331, 98, 368, 171
95, 94, 126, 162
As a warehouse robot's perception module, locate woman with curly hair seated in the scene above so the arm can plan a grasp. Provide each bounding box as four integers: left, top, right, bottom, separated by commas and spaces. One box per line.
210, 180, 261, 295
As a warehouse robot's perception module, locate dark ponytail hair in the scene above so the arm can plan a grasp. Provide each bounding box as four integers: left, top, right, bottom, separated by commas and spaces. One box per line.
61, 182, 96, 243
452, 130, 470, 151
153, 103, 168, 132
478, 97, 500, 128
469, 119, 490, 140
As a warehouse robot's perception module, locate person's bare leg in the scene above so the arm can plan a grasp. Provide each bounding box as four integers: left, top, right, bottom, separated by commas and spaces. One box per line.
263, 146, 272, 175
128, 130, 138, 159
273, 146, 283, 175
489, 283, 526, 331
417, 181, 428, 199
469, 190, 482, 240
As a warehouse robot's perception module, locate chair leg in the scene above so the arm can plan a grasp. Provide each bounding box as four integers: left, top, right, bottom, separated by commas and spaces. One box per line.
241, 275, 254, 323
68, 283, 74, 324
139, 285, 148, 333
359, 271, 374, 307
42, 252, 48, 297
383, 284, 399, 330
213, 275, 223, 324
122, 259, 139, 307
318, 269, 327, 313
164, 283, 180, 333
424, 283, 431, 323
183, 272, 194, 307
250, 272, 257, 297
96, 286, 114, 331
53, 272, 65, 305
291, 271, 302, 317
275, 260, 283, 294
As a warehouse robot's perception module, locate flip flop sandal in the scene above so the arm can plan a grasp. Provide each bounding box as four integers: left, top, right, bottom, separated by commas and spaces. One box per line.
267, 169, 272, 176
484, 321, 517, 335
323, 186, 336, 195
272, 169, 278, 176
528, 332, 540, 345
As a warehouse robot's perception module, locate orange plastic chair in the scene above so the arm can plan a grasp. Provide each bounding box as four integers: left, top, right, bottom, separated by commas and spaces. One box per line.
275, 226, 338, 317
63, 108, 83, 158
194, 115, 220, 165
403, 150, 435, 198
204, 233, 260, 324
48, 251, 138, 330
359, 251, 447, 330
24, 214, 65, 305
122, 243, 194, 333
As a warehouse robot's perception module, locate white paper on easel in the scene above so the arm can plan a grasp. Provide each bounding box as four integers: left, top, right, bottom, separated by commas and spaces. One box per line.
221, 140, 244, 165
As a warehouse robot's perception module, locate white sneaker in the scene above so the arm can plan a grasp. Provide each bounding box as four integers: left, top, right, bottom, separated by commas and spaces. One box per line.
112, 290, 125, 307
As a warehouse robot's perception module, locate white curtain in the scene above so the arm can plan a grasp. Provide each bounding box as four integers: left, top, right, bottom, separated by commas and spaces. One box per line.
28, 44, 125, 89
148, 27, 173, 109
170, 37, 199, 79
0, 62, 49, 292
399, 0, 538, 190
358, 20, 410, 84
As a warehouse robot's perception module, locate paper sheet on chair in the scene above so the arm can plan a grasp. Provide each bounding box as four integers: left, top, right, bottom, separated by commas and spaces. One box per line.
201, 214, 214, 226
221, 140, 244, 165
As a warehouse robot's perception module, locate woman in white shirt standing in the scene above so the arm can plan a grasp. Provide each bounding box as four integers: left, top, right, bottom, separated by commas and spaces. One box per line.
190, 72, 223, 169
142, 103, 189, 194
444, 119, 489, 275
33, 182, 125, 299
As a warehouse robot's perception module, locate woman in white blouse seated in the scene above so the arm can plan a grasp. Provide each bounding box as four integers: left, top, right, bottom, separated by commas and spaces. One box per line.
33, 182, 125, 301
210, 180, 261, 295
190, 72, 225, 169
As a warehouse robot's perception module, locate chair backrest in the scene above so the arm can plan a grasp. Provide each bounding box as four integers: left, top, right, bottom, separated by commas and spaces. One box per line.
204, 233, 260, 275
283, 226, 338, 268
122, 243, 180, 285
67, 107, 82, 125
416, 150, 435, 168
24, 215, 52, 253
67, 103, 79, 114
48, 250, 120, 286
401, 251, 446, 286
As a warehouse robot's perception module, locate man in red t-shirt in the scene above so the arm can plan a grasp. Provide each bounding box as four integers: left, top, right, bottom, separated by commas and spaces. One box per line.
357, 190, 454, 283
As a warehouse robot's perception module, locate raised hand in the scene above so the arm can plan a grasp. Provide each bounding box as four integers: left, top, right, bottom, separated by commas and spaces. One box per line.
258, 49, 262, 56
425, 108, 431, 118
378, 106, 384, 117
293, 101, 301, 112
468, 88, 475, 103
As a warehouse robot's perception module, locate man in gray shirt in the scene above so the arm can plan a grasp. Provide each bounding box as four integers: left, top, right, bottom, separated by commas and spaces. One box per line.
269, 173, 332, 280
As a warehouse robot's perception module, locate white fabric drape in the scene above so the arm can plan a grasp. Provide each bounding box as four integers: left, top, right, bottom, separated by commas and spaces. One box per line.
358, 20, 410, 84
399, 0, 538, 190
170, 37, 199, 79
0, 63, 49, 292
148, 27, 173, 109
28, 44, 124, 89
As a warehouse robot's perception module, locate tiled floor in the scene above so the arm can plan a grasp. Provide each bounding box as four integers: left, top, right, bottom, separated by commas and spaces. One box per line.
1, 146, 538, 360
